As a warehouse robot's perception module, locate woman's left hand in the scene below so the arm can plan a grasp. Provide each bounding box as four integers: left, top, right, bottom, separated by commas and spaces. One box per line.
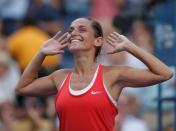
106, 32, 134, 54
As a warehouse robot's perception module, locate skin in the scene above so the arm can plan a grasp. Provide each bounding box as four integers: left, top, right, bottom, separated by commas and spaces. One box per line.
15, 18, 173, 102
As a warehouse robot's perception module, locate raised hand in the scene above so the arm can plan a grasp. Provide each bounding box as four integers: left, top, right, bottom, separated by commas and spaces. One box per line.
40, 31, 71, 55
106, 32, 134, 54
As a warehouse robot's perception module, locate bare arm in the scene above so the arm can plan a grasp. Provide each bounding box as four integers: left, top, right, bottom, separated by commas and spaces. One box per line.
15, 32, 70, 96
106, 32, 173, 88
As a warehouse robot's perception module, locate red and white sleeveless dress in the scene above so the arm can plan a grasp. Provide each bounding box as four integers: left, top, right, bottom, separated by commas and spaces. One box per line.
55, 64, 118, 131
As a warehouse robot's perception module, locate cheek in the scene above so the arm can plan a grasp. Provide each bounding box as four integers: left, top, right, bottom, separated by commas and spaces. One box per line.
84, 35, 95, 45
82, 40, 94, 49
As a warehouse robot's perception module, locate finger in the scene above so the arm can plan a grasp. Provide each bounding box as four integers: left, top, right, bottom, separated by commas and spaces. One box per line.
106, 39, 116, 48
58, 32, 69, 42
60, 36, 70, 45
106, 36, 116, 47
66, 34, 71, 40
119, 35, 126, 40
110, 33, 118, 40
113, 32, 121, 37
53, 31, 62, 40
60, 43, 68, 49
107, 49, 116, 54
107, 36, 116, 42
113, 34, 124, 43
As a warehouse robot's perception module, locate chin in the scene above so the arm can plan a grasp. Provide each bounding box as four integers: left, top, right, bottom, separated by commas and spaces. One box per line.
69, 46, 88, 54
68, 47, 82, 52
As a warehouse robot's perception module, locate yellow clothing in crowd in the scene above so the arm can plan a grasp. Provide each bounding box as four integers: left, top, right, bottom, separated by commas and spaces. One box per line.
8, 26, 60, 70
10, 118, 54, 131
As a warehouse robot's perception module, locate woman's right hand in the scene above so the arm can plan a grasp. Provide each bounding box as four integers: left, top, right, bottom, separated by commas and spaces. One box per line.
40, 31, 70, 56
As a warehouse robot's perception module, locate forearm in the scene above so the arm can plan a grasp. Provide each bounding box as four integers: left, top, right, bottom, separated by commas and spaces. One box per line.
15, 51, 46, 91
125, 44, 173, 79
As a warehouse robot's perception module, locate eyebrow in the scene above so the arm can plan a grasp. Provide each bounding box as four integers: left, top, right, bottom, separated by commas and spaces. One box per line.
69, 25, 87, 30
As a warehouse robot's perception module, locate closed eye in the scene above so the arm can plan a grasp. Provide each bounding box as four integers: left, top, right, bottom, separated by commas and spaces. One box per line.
68, 27, 73, 34
79, 26, 87, 31
68, 26, 87, 34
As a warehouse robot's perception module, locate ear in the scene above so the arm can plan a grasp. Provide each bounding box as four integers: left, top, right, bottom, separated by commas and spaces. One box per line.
94, 37, 103, 47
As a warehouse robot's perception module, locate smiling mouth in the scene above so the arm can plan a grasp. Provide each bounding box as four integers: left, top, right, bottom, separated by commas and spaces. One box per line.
69, 38, 84, 44
69, 36, 84, 43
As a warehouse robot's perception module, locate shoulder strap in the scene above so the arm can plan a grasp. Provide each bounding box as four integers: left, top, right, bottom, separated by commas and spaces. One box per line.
94, 64, 103, 84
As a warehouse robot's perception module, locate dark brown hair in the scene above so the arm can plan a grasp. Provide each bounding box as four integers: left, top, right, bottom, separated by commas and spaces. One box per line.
85, 18, 103, 58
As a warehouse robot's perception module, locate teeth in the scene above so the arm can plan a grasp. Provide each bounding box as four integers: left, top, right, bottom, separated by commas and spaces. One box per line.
71, 39, 80, 43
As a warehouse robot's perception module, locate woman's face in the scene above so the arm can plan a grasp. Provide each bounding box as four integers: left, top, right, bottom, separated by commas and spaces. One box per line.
0, 62, 8, 78
67, 18, 97, 52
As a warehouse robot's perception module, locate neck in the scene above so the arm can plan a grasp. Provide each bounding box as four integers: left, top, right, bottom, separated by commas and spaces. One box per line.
73, 52, 98, 75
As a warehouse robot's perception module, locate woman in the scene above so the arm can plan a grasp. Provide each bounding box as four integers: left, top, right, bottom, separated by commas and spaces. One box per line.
15, 18, 173, 131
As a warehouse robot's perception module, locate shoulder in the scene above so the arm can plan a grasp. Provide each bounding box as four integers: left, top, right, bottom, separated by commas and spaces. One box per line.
50, 68, 71, 80
51, 68, 71, 77
102, 65, 131, 82
103, 65, 129, 75
49, 68, 72, 89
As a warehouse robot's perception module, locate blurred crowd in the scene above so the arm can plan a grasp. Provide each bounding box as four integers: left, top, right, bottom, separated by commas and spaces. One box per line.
0, 0, 175, 131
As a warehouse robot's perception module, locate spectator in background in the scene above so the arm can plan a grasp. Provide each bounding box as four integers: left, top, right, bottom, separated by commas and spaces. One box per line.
112, 14, 134, 35
63, 0, 91, 26
124, 19, 153, 69
0, 51, 20, 104
90, 0, 123, 19
164, 124, 174, 131
0, 101, 17, 131
0, 98, 54, 131
0, 18, 21, 105
8, 14, 61, 75
0, 20, 8, 50
147, 0, 167, 10
115, 93, 149, 131
47, 0, 63, 9
0, 101, 31, 131
25, 97, 55, 131
122, 0, 150, 17
130, 20, 153, 53
91, 0, 126, 37
0, 35, 8, 52
29, 0, 64, 36
123, 19, 155, 108
0, 21, 3, 36
0, 0, 30, 36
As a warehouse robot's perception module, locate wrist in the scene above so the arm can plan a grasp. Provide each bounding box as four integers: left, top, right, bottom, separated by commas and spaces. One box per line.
124, 43, 137, 52
39, 48, 47, 57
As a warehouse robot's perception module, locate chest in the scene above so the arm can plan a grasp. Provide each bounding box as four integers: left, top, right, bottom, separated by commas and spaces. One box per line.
60, 90, 105, 107
70, 73, 94, 90
56, 84, 116, 115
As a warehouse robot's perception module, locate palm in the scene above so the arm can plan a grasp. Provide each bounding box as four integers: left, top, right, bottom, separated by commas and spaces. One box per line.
41, 31, 70, 55
42, 39, 63, 55
106, 32, 131, 54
